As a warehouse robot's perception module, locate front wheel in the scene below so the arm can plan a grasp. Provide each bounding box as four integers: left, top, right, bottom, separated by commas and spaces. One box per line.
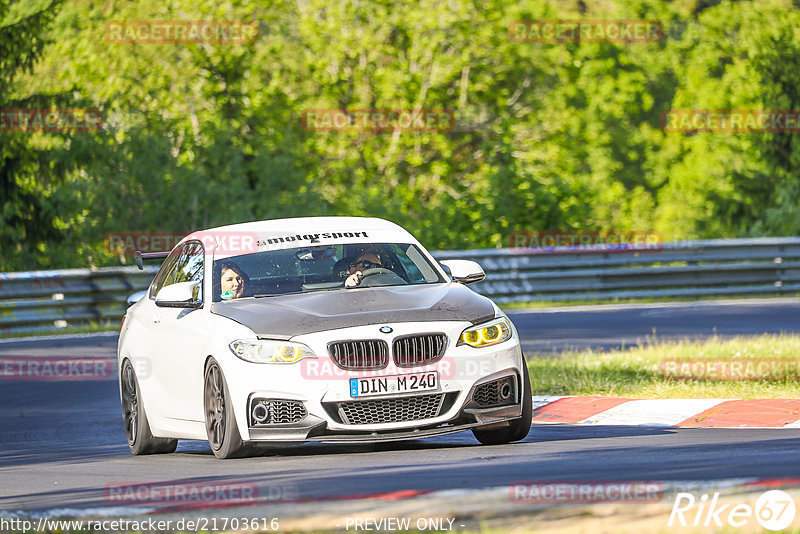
472, 358, 533, 445
204, 359, 249, 459
120, 360, 178, 455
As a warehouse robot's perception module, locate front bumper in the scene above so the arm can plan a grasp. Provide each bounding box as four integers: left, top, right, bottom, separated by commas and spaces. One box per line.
221, 321, 526, 443
249, 418, 520, 444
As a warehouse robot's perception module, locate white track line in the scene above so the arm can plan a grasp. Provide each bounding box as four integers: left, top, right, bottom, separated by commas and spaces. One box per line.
532, 396, 569, 410
578, 399, 729, 426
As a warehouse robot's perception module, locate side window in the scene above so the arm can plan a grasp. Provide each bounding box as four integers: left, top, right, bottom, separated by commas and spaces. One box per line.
394, 244, 436, 283
149, 247, 183, 299
173, 241, 205, 301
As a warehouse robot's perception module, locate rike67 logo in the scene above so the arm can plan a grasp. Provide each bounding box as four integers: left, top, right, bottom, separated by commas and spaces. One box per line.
669, 490, 797, 530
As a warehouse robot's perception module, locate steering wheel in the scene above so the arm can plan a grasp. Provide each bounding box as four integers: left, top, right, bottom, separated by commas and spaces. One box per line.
359, 267, 395, 279
357, 267, 407, 287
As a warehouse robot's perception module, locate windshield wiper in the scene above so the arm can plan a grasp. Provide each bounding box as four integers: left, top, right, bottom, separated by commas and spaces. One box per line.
253, 291, 306, 298
254, 287, 342, 298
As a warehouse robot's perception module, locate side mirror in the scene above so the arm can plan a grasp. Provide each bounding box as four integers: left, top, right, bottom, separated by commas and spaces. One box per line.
155, 281, 202, 308
126, 290, 147, 307
439, 260, 486, 284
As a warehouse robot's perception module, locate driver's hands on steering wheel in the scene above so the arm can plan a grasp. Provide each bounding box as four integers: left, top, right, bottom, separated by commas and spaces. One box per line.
345, 267, 397, 288
345, 271, 363, 288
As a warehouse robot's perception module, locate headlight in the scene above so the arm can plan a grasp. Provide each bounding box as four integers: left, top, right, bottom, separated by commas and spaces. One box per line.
458, 318, 513, 348
229, 339, 316, 364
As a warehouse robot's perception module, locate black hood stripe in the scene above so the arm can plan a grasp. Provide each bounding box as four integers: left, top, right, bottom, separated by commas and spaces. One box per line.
210, 283, 495, 338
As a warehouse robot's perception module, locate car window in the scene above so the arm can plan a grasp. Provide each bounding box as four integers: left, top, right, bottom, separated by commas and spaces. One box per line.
149, 246, 183, 299
213, 243, 445, 300
396, 243, 439, 282
173, 241, 204, 301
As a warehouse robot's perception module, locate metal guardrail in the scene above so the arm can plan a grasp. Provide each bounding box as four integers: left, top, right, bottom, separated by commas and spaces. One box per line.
0, 266, 159, 334
437, 237, 800, 303
2, 237, 799, 334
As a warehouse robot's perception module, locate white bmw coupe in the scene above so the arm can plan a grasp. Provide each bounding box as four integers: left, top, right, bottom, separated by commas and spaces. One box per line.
118, 217, 531, 458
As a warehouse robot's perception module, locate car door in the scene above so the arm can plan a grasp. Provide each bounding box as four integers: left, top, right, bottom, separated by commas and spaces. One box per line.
128, 245, 183, 417
150, 241, 210, 421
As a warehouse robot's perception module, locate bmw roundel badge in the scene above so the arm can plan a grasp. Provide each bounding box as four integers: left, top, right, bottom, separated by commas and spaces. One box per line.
379, 326, 393, 334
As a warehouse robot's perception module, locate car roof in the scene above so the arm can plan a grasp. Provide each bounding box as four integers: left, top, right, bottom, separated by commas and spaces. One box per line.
200, 216, 407, 235
180, 216, 420, 259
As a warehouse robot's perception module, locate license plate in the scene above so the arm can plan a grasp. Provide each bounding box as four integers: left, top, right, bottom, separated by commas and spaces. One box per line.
349, 371, 439, 398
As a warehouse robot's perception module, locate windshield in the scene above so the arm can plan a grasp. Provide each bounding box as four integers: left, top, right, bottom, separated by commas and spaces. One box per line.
212, 243, 445, 301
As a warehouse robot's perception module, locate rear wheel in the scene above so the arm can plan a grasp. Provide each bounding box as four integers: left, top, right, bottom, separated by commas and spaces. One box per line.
204, 359, 249, 459
472, 358, 532, 445
121, 360, 178, 455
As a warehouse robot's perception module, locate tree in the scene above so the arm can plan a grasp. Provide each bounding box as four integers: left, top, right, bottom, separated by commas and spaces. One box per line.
0, 0, 98, 269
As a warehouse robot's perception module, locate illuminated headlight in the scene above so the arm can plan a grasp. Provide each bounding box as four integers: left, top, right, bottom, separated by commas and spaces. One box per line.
229, 339, 316, 364
458, 318, 513, 348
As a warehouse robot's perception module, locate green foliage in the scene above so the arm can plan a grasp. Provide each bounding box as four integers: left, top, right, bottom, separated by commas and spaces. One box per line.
0, 0, 67, 268
3, 0, 800, 270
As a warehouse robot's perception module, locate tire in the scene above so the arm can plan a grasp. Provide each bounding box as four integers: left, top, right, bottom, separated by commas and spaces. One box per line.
472, 358, 533, 445
204, 359, 249, 459
120, 360, 178, 455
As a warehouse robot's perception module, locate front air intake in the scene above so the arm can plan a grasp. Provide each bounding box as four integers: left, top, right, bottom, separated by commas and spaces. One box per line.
336, 393, 446, 425
472, 376, 518, 407
249, 399, 307, 426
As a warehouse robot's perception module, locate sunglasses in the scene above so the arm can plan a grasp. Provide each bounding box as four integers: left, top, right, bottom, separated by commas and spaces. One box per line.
353, 259, 381, 270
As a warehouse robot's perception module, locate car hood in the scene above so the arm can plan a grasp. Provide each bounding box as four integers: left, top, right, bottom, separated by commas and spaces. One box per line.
210, 283, 496, 339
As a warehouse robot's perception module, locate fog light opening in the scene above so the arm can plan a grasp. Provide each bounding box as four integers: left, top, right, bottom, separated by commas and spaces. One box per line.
252, 402, 270, 424
499, 382, 512, 400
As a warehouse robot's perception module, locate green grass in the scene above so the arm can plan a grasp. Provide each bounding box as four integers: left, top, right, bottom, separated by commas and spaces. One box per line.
528, 334, 800, 398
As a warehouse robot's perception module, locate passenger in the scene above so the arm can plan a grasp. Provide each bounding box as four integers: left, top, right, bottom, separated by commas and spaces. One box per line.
219, 261, 247, 300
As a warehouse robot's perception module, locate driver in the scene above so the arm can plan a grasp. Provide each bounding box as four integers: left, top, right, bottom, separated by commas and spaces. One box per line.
344, 252, 384, 288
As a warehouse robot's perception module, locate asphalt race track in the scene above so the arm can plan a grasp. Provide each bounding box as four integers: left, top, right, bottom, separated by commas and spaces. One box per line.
512, 297, 800, 353
1, 298, 800, 516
